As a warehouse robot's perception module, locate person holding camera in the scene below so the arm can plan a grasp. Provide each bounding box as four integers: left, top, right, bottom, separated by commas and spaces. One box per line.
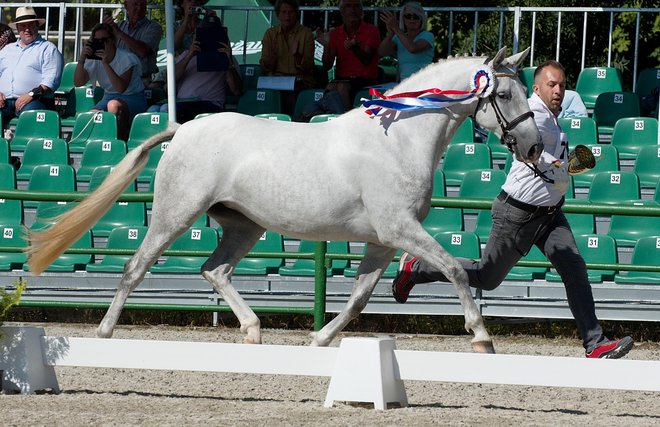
0, 6, 63, 132
174, 0, 215, 53
74, 23, 147, 141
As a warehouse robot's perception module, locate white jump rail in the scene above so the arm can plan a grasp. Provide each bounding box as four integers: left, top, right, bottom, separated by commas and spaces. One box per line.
1, 327, 659, 410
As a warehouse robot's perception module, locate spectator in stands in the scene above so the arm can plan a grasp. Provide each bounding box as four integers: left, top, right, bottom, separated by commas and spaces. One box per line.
173, 0, 214, 53
0, 6, 63, 132
74, 23, 147, 141
104, 0, 162, 85
558, 89, 588, 118
0, 22, 17, 51
378, 2, 434, 82
148, 18, 242, 123
316, 0, 381, 111
391, 60, 634, 360
259, 0, 316, 116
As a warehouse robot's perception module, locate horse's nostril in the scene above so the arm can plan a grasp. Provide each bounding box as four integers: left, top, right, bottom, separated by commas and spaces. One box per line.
528, 143, 543, 161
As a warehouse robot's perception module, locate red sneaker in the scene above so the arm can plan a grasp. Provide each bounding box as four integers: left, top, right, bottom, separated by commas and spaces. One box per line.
585, 336, 633, 359
392, 252, 418, 304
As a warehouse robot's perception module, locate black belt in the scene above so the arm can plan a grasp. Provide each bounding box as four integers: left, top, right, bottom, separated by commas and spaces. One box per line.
497, 191, 564, 215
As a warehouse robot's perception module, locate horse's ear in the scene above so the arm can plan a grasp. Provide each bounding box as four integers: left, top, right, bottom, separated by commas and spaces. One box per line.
505, 47, 531, 70
490, 47, 508, 68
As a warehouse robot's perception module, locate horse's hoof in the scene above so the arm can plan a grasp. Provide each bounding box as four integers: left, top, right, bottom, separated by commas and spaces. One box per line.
95, 327, 113, 339
472, 340, 496, 354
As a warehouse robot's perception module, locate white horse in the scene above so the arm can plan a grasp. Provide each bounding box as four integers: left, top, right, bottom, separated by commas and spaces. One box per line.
27, 48, 541, 352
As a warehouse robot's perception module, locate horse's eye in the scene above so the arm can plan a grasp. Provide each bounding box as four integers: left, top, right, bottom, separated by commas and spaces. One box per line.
497, 91, 512, 100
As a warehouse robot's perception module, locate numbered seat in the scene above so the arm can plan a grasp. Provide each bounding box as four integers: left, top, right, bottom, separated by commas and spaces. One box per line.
485, 130, 513, 161
60, 86, 105, 127
76, 139, 127, 182
137, 139, 170, 183
450, 117, 475, 143
30, 201, 76, 230
233, 231, 285, 275
0, 224, 28, 270
587, 171, 640, 205
10, 110, 61, 153
86, 226, 149, 273
575, 67, 623, 109
54, 62, 78, 97
88, 165, 137, 193
592, 92, 641, 136
422, 207, 464, 235
633, 146, 660, 189
458, 169, 507, 214
127, 112, 169, 149
432, 169, 446, 198
614, 236, 660, 284
278, 240, 350, 276
518, 66, 536, 97
255, 113, 291, 121
607, 200, 660, 248
0, 164, 22, 226
293, 88, 326, 121
144, 87, 166, 107
151, 227, 219, 274
0, 138, 9, 164
558, 117, 598, 146
473, 210, 493, 243
546, 234, 618, 283
635, 68, 660, 99
564, 212, 596, 235
441, 143, 492, 186
610, 117, 659, 161
26, 164, 76, 208
239, 64, 264, 91
91, 200, 147, 239
505, 244, 548, 281
432, 231, 481, 259
16, 138, 70, 181
570, 144, 619, 189
237, 89, 282, 116
68, 111, 118, 154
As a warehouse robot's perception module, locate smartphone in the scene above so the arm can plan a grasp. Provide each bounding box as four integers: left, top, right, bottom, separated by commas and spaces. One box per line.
88, 38, 105, 61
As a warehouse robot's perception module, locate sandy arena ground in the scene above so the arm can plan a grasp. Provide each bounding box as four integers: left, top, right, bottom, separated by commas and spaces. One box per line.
1, 323, 660, 426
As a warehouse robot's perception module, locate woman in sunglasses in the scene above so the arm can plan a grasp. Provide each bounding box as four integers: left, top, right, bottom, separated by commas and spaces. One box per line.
74, 22, 147, 141
378, 2, 434, 82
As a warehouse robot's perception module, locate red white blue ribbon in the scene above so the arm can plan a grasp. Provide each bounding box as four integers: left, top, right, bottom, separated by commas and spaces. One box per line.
362, 67, 495, 116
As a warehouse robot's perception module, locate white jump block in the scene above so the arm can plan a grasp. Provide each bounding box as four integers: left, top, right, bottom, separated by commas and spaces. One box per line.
324, 337, 407, 409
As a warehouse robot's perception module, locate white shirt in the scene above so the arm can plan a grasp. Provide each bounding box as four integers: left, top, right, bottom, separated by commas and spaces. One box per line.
501, 93, 569, 206
84, 48, 144, 96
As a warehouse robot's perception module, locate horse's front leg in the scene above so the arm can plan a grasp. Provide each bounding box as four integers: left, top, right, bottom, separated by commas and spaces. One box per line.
311, 243, 395, 346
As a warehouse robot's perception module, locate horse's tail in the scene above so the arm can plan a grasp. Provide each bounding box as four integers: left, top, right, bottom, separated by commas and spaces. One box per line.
26, 123, 181, 275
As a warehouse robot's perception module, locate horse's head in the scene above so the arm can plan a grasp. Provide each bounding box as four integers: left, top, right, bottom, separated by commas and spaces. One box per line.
473, 47, 543, 163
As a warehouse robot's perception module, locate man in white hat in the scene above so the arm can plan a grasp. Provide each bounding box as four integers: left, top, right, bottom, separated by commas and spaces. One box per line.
0, 6, 63, 131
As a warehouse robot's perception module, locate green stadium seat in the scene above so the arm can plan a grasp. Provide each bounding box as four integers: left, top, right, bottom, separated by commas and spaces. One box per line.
309, 114, 341, 123
345, 247, 402, 278
518, 66, 536, 97
458, 169, 507, 214
564, 212, 595, 235
16, 138, 69, 181
592, 92, 641, 135
353, 88, 375, 107
558, 117, 598, 146
587, 171, 640, 204
137, 139, 170, 183
0, 138, 9, 164
237, 89, 282, 116
633, 146, 660, 189
473, 210, 492, 244
54, 62, 78, 96
575, 67, 623, 109
293, 88, 325, 121
61, 86, 105, 127
441, 143, 492, 186
0, 224, 28, 270
26, 164, 76, 208
10, 110, 61, 153
239, 64, 264, 91
546, 234, 618, 283
88, 165, 137, 192
233, 231, 285, 275
422, 207, 464, 236
610, 117, 658, 161
92, 200, 147, 238
255, 113, 291, 121
0, 164, 22, 226
127, 112, 169, 149
571, 144, 619, 189
279, 240, 349, 276
151, 227, 219, 274
86, 226, 149, 273
450, 117, 475, 143
614, 236, 660, 284
144, 87, 166, 106
77, 139, 127, 182
607, 200, 660, 248
432, 169, 446, 198
635, 68, 660, 99
485, 130, 513, 161
68, 111, 118, 154
505, 244, 548, 281
30, 201, 75, 230
432, 231, 481, 259
26, 218, 92, 272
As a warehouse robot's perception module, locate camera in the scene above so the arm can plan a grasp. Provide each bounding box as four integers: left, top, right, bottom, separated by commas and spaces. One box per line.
190, 6, 207, 19
88, 38, 106, 61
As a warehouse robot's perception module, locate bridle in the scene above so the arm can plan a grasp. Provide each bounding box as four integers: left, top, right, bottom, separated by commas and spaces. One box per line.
473, 70, 535, 154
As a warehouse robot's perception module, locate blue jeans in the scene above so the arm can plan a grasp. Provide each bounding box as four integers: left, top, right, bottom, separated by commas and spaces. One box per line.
1, 98, 49, 130
412, 195, 606, 351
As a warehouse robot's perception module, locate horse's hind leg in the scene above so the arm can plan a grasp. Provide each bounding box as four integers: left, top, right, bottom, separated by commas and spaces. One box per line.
202, 212, 265, 344
312, 243, 396, 346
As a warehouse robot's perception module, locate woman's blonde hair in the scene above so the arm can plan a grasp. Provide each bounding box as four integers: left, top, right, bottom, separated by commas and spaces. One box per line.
398, 2, 427, 31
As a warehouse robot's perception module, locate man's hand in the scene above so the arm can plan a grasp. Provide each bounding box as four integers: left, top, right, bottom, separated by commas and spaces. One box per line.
15, 93, 34, 111
550, 160, 569, 192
